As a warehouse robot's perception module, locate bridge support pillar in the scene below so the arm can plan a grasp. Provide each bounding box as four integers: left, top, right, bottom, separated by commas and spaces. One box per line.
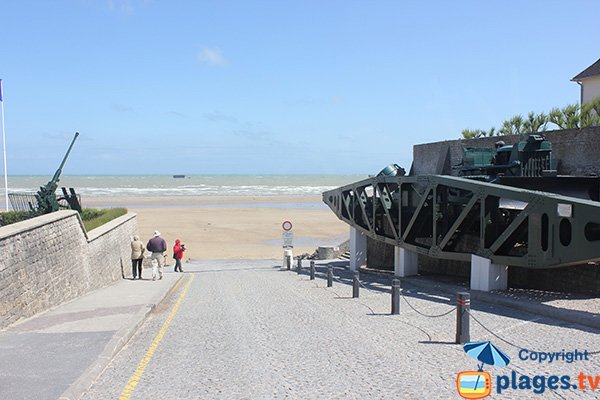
470, 255, 508, 291
394, 247, 418, 277
349, 227, 367, 272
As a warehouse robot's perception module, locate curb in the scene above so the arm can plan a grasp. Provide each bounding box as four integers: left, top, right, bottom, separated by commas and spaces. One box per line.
58, 274, 185, 400
468, 289, 600, 331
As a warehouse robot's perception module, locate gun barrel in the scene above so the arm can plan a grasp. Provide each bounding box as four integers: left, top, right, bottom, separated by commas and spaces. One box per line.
51, 132, 79, 182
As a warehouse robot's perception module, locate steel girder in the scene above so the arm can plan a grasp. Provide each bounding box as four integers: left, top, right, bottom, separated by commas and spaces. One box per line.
323, 175, 600, 269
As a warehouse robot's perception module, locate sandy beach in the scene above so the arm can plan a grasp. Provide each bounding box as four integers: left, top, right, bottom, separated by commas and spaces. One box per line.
84, 195, 349, 260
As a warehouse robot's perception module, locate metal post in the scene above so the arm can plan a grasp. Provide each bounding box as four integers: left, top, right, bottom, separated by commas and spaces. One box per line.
327, 265, 333, 287
286, 255, 291, 270
352, 271, 359, 298
297, 258, 302, 275
456, 292, 471, 344
310, 260, 315, 280
391, 279, 400, 315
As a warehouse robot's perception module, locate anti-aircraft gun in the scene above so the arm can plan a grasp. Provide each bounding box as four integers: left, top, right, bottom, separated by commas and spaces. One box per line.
457, 135, 555, 181
34, 132, 81, 214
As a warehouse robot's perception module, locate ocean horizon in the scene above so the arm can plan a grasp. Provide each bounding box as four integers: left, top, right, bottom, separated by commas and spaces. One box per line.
3, 174, 366, 198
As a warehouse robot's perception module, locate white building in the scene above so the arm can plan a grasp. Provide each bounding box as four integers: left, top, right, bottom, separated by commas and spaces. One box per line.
572, 58, 600, 105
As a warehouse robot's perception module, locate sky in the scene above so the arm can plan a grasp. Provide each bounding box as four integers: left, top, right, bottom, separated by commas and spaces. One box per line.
1, 0, 599, 176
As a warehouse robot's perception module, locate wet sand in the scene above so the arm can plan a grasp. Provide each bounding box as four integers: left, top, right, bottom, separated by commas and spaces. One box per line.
84, 195, 348, 260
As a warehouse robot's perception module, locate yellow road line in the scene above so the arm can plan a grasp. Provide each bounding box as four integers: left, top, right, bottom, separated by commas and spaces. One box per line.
118, 274, 195, 400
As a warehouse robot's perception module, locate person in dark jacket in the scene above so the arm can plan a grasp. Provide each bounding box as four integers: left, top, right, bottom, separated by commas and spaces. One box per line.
146, 230, 167, 280
173, 239, 186, 272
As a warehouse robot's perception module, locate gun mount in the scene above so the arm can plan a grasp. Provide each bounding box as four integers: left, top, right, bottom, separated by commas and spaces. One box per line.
34, 132, 81, 214
457, 135, 555, 181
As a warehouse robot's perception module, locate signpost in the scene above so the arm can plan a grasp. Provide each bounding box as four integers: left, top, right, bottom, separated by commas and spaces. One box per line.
282, 231, 293, 248
282, 220, 293, 248
282, 220, 293, 232
282, 220, 293, 270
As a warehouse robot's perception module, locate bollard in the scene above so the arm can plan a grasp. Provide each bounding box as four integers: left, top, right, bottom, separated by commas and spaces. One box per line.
456, 292, 471, 344
352, 271, 360, 298
286, 254, 292, 270
391, 279, 400, 315
310, 260, 315, 280
297, 258, 302, 275
327, 265, 333, 287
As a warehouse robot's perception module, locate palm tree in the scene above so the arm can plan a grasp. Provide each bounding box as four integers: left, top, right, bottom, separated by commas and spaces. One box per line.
461, 129, 486, 139
580, 98, 600, 128
548, 107, 565, 129
562, 104, 580, 129
522, 111, 548, 133
499, 115, 524, 136
510, 115, 524, 136
460, 99, 600, 139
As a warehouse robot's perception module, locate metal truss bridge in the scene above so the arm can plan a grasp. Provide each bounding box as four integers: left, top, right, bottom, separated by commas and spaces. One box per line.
323, 175, 600, 269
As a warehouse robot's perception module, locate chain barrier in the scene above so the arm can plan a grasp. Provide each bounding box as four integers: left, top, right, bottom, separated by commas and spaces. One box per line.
328, 271, 456, 320
301, 267, 600, 354
401, 292, 457, 318
323, 274, 344, 298
395, 318, 433, 342
357, 279, 389, 297
325, 268, 456, 317
467, 309, 529, 350
328, 273, 380, 314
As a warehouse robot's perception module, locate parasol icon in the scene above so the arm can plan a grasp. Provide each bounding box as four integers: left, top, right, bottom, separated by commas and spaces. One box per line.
463, 341, 511, 371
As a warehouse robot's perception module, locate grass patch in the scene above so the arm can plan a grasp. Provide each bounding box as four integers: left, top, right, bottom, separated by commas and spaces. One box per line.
0, 210, 36, 227
0, 207, 127, 229
81, 208, 128, 231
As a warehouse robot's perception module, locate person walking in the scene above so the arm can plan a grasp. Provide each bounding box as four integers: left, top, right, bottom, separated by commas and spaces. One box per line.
146, 230, 167, 280
173, 239, 186, 272
130, 235, 145, 279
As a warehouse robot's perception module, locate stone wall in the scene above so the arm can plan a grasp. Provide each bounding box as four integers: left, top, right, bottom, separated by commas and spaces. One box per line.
366, 238, 394, 271
412, 126, 600, 176
0, 210, 138, 328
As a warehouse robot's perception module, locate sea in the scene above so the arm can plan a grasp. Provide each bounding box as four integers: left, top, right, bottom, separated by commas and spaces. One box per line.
2, 175, 365, 210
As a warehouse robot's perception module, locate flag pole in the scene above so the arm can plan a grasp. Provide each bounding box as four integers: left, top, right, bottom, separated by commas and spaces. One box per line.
1, 79, 8, 211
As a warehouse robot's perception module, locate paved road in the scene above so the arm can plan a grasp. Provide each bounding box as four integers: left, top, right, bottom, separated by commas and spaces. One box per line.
0, 274, 181, 400
82, 260, 600, 399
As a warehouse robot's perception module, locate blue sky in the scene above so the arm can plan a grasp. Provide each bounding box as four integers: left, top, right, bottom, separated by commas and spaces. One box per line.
1, 0, 599, 175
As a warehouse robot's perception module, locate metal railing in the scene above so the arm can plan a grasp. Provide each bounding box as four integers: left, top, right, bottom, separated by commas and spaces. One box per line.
8, 192, 82, 212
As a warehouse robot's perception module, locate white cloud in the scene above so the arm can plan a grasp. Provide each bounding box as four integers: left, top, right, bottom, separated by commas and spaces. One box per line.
204, 111, 238, 124
106, 0, 134, 14
198, 47, 227, 66
111, 103, 135, 113
165, 111, 187, 118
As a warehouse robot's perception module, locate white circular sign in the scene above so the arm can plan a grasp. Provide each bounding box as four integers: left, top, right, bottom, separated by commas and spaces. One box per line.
282, 220, 293, 231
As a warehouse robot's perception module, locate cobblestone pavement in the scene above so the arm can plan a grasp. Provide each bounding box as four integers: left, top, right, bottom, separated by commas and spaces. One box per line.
83, 260, 600, 399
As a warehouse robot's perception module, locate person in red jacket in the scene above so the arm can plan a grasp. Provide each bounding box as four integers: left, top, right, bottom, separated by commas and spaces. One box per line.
173, 239, 186, 272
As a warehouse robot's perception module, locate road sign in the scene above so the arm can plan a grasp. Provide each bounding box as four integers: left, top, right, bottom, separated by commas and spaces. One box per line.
282, 231, 293, 248
282, 220, 293, 231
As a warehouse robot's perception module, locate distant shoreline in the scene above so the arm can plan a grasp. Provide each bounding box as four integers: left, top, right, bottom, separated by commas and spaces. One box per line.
83, 194, 325, 208
3, 175, 365, 199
